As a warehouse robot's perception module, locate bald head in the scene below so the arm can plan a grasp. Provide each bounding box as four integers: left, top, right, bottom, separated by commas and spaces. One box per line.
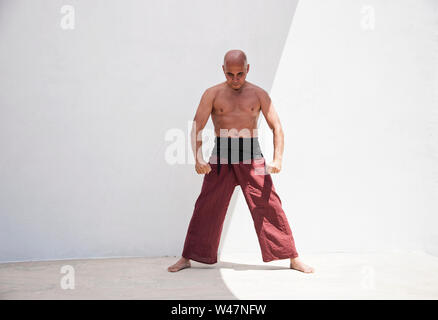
223, 49, 247, 68
222, 50, 249, 90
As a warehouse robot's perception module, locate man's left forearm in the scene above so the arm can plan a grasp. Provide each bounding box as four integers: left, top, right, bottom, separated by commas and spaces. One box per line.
273, 127, 284, 162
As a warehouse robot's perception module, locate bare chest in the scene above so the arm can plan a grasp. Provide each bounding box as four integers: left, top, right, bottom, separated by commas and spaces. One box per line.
213, 91, 260, 115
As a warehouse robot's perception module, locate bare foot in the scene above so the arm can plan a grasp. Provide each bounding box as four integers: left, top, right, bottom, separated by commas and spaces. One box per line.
290, 257, 314, 273
167, 257, 191, 272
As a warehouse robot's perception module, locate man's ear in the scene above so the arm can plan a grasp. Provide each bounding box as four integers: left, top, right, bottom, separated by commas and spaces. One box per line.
246, 64, 250, 73
222, 65, 225, 72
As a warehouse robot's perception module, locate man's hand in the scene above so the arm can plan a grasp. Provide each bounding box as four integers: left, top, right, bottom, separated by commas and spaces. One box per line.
266, 159, 282, 174
195, 159, 212, 174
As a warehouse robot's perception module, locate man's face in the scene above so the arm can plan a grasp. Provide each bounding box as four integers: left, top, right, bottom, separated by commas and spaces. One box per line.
222, 63, 249, 90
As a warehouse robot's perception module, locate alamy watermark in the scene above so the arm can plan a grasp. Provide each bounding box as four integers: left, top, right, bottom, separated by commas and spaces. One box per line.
164, 122, 268, 174
360, 5, 375, 31
60, 5, 75, 30
60, 265, 75, 290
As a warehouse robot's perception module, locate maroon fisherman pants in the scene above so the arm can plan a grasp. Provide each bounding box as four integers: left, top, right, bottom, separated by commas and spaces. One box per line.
182, 153, 299, 264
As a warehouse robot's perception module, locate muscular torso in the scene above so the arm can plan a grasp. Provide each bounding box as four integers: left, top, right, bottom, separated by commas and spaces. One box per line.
211, 82, 261, 138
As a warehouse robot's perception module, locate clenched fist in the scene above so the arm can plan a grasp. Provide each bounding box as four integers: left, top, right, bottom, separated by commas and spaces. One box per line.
266, 159, 282, 174
195, 159, 212, 174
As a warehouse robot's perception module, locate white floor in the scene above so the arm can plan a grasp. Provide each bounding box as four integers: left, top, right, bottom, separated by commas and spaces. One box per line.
0, 251, 437, 299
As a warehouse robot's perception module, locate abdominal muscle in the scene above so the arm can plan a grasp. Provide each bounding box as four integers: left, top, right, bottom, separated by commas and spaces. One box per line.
211, 115, 260, 138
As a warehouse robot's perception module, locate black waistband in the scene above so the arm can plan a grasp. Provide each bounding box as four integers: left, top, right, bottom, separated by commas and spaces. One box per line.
214, 137, 263, 175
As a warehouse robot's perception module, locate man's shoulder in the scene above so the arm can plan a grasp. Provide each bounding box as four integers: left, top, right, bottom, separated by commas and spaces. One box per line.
247, 82, 269, 95
201, 82, 224, 98
246, 82, 270, 102
205, 82, 226, 92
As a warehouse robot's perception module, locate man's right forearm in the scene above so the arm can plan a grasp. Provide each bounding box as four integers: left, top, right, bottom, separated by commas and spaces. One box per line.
191, 121, 203, 163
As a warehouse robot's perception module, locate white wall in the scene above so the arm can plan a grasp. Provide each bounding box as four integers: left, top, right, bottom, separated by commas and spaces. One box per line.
1, 0, 436, 263
0, 0, 297, 262
220, 0, 438, 258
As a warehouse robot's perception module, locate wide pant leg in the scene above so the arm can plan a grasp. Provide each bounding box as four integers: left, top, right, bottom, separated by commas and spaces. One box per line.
234, 157, 299, 262
182, 157, 238, 264
182, 155, 298, 264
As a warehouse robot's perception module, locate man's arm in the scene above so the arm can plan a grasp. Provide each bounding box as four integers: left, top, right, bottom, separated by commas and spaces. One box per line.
258, 89, 284, 173
191, 88, 214, 174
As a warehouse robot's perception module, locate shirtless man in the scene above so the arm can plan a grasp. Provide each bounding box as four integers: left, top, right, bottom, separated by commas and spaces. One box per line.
168, 49, 314, 273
